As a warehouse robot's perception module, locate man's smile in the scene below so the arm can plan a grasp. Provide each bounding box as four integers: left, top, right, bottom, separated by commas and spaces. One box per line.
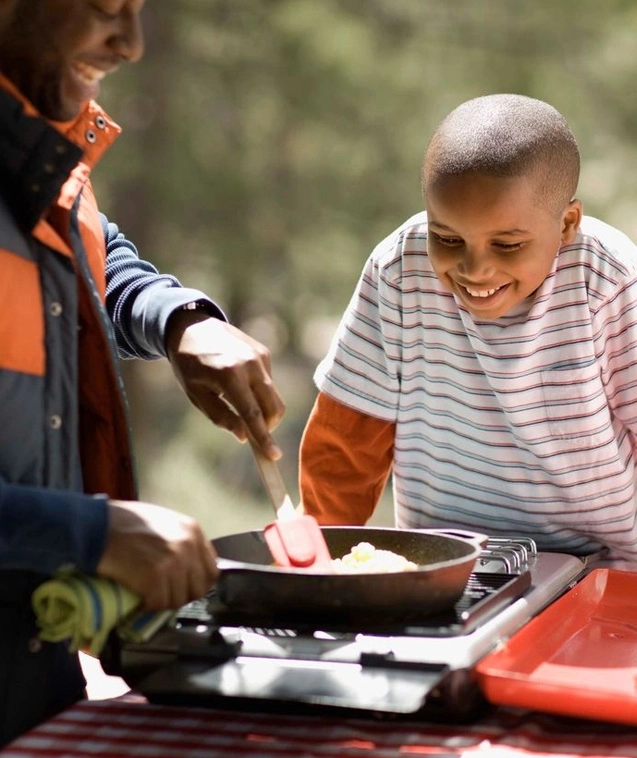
71, 61, 109, 86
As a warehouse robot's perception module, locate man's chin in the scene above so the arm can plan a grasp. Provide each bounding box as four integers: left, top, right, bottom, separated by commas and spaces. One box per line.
45, 99, 87, 125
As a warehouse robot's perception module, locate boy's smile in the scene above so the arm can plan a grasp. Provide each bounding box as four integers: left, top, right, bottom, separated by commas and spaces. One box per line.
425, 171, 581, 319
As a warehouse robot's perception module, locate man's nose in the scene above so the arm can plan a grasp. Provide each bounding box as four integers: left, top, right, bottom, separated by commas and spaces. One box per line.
110, 13, 145, 63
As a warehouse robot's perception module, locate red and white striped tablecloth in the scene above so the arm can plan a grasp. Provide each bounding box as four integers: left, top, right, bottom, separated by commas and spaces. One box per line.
3, 693, 637, 758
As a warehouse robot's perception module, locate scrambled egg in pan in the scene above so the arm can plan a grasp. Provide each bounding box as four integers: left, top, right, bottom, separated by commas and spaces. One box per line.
331, 541, 418, 573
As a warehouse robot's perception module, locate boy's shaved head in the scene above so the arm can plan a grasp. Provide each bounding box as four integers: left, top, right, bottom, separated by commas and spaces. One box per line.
422, 94, 580, 216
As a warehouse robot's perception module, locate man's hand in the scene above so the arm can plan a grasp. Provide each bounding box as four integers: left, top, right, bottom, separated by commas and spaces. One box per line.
96, 500, 219, 611
165, 311, 286, 460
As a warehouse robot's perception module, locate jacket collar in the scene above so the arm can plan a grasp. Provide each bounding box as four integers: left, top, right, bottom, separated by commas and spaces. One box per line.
0, 72, 120, 231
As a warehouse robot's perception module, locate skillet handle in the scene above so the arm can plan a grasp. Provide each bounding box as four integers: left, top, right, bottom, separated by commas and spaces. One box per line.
419, 528, 489, 549
215, 558, 244, 573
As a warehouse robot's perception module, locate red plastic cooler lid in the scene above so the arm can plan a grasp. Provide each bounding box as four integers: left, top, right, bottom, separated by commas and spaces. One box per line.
476, 568, 637, 725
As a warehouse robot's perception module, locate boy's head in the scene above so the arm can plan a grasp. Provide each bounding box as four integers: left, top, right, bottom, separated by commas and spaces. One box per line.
422, 94, 583, 320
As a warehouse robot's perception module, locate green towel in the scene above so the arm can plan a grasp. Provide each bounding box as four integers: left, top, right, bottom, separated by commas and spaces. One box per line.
32, 571, 175, 657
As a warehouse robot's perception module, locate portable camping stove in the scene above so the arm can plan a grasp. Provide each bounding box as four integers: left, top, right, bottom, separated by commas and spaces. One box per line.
106, 538, 586, 719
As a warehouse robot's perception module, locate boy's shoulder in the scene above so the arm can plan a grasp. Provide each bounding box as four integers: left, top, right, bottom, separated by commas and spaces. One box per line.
372, 211, 428, 265
578, 215, 637, 273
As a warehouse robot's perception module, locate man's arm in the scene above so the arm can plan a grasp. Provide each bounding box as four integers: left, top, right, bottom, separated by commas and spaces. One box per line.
0, 480, 218, 610
0, 480, 108, 575
101, 213, 285, 458
102, 213, 225, 361
299, 392, 395, 524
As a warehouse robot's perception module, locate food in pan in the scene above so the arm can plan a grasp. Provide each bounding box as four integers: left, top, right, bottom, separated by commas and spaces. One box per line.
331, 541, 418, 573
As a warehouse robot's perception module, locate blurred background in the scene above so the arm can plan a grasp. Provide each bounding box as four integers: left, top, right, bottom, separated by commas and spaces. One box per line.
94, 0, 637, 539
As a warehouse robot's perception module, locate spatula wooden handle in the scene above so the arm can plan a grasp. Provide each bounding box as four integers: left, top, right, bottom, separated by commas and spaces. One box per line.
248, 436, 296, 520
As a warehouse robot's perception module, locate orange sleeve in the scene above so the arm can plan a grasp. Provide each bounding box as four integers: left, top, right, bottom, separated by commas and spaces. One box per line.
299, 391, 395, 525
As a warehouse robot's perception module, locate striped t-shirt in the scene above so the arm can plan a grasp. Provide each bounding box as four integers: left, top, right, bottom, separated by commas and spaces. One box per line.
315, 212, 637, 560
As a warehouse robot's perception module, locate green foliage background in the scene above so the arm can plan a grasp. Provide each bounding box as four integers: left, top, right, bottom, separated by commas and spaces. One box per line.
93, 0, 637, 537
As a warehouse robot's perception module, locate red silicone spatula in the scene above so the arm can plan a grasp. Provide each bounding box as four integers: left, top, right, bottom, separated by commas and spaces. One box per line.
249, 438, 332, 570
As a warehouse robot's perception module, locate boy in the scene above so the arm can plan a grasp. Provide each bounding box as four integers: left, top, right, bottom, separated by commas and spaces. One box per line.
300, 93, 637, 564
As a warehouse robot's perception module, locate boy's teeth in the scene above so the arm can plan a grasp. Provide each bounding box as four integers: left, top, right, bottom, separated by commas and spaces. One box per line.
466, 285, 501, 298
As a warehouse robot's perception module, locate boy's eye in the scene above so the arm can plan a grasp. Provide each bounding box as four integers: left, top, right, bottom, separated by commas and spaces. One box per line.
431, 233, 463, 247
493, 241, 524, 251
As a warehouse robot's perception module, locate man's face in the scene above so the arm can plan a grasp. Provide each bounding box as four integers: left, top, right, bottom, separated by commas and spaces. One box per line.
0, 0, 146, 121
425, 171, 580, 319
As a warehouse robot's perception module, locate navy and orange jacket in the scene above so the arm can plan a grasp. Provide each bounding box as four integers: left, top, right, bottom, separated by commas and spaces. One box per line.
0, 73, 223, 742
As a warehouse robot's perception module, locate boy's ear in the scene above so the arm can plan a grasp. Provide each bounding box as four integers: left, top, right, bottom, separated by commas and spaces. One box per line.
561, 199, 582, 244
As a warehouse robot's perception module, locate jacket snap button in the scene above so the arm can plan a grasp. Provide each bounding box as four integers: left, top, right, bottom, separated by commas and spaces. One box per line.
50, 302, 63, 317
85, 129, 97, 144
49, 415, 62, 430
28, 637, 42, 654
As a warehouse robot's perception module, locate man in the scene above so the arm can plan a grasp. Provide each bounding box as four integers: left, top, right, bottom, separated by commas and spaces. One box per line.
0, 0, 285, 744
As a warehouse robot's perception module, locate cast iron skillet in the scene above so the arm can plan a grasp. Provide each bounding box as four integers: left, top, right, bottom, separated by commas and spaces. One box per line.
212, 527, 486, 623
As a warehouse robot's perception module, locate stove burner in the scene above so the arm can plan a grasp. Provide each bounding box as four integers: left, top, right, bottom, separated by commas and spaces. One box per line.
409, 570, 532, 635
182, 570, 532, 637
177, 537, 537, 637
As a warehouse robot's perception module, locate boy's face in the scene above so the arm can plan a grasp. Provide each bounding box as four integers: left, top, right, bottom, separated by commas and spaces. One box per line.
0, 0, 146, 122
425, 171, 581, 319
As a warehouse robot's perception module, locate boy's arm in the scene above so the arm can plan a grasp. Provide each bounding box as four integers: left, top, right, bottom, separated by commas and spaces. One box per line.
299, 392, 395, 525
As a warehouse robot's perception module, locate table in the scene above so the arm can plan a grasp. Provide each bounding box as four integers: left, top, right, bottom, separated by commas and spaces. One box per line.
3, 692, 637, 757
